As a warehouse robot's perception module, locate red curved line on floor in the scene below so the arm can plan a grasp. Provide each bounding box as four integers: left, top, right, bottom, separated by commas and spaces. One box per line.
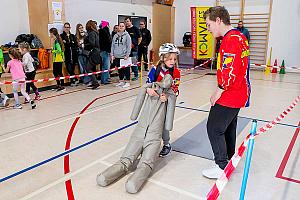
63, 86, 139, 199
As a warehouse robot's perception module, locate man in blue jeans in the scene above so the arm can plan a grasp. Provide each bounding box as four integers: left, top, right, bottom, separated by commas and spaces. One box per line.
99, 20, 112, 84
125, 16, 142, 81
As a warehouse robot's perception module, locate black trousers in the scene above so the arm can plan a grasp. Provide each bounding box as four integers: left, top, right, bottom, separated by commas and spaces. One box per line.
25, 71, 38, 93
138, 46, 149, 70
53, 62, 64, 86
85, 61, 99, 86
113, 58, 130, 81
207, 103, 240, 169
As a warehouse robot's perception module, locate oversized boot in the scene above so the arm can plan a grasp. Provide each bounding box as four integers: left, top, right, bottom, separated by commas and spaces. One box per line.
97, 158, 131, 187
125, 162, 152, 194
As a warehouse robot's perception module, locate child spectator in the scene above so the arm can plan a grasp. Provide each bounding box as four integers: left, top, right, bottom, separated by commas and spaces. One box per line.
49, 28, 65, 91
18, 42, 41, 101
3, 48, 36, 109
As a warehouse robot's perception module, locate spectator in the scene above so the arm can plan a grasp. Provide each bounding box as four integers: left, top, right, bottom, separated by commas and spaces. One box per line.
99, 20, 112, 85
49, 27, 65, 91
111, 24, 119, 39
111, 22, 132, 88
84, 20, 101, 90
2, 48, 36, 109
18, 42, 41, 101
125, 16, 142, 81
61, 22, 79, 86
138, 19, 152, 71
76, 23, 91, 84
237, 20, 250, 42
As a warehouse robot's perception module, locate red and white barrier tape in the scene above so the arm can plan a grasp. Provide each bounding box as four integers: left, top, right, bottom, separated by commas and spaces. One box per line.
206, 95, 300, 200
250, 63, 300, 70
0, 59, 211, 86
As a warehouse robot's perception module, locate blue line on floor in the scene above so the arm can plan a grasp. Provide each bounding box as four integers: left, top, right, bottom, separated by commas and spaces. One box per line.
0, 121, 137, 183
176, 105, 300, 129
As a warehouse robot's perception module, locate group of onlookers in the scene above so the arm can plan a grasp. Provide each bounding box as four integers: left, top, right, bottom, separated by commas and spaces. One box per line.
48, 17, 152, 90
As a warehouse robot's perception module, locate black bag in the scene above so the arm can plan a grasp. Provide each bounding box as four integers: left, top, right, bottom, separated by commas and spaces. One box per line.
32, 57, 40, 70
183, 32, 192, 47
88, 48, 101, 65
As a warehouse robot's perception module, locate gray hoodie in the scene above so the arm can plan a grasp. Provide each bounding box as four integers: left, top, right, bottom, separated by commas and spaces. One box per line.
111, 31, 131, 58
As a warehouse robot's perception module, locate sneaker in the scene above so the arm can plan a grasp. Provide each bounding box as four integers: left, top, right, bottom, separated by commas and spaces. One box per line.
56, 86, 66, 92
51, 85, 59, 91
115, 82, 125, 87
24, 99, 30, 104
30, 100, 36, 109
34, 95, 41, 101
13, 104, 22, 109
131, 77, 138, 81
70, 83, 77, 87
91, 84, 100, 90
122, 82, 130, 88
159, 144, 172, 157
3, 96, 10, 107
202, 165, 224, 179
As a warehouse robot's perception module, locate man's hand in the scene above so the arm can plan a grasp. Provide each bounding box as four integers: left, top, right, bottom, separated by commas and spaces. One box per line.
146, 88, 159, 97
210, 87, 224, 106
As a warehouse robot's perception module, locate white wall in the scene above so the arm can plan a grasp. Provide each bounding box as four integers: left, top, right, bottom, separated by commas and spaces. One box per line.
173, 0, 215, 46
0, 0, 30, 44
64, 0, 152, 42
268, 0, 300, 68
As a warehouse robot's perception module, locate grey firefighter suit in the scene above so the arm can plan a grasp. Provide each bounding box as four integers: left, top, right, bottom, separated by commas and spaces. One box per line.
96, 74, 176, 193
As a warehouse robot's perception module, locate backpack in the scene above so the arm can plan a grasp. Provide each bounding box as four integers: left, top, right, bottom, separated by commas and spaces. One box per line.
154, 66, 174, 82
38, 48, 49, 69
183, 32, 192, 47
32, 57, 40, 70
31, 35, 44, 49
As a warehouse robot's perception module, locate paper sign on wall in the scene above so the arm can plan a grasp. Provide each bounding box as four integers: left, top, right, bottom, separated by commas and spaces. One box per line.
52, 2, 63, 22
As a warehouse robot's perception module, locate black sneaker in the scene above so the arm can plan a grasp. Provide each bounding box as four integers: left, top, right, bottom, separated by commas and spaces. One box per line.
30, 100, 36, 109
159, 144, 172, 157
91, 84, 100, 90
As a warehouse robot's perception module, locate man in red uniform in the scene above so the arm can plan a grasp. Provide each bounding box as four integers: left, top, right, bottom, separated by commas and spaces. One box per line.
202, 6, 251, 179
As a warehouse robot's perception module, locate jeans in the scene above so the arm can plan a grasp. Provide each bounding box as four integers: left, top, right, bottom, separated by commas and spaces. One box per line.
100, 51, 110, 84
207, 103, 240, 169
65, 62, 77, 84
78, 55, 91, 84
131, 51, 138, 78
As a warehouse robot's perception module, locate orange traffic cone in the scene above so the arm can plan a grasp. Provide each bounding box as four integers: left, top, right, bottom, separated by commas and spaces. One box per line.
271, 59, 278, 73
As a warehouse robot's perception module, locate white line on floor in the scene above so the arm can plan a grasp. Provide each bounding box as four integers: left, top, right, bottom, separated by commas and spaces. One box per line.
0, 97, 135, 143
1, 74, 208, 143
18, 102, 209, 200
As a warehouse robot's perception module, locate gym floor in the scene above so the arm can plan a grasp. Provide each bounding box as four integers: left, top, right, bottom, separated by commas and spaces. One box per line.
0, 69, 299, 200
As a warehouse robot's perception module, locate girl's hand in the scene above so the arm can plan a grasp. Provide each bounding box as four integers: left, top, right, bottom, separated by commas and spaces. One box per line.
160, 93, 168, 102
124, 56, 128, 60
146, 88, 159, 97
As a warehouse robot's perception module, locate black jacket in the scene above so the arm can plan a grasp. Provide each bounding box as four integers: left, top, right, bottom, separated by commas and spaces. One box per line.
84, 30, 100, 51
84, 30, 101, 65
99, 27, 111, 53
139, 28, 152, 47
60, 31, 78, 63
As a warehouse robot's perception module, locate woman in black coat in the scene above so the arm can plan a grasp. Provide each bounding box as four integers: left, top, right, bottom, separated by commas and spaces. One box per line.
84, 20, 101, 89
